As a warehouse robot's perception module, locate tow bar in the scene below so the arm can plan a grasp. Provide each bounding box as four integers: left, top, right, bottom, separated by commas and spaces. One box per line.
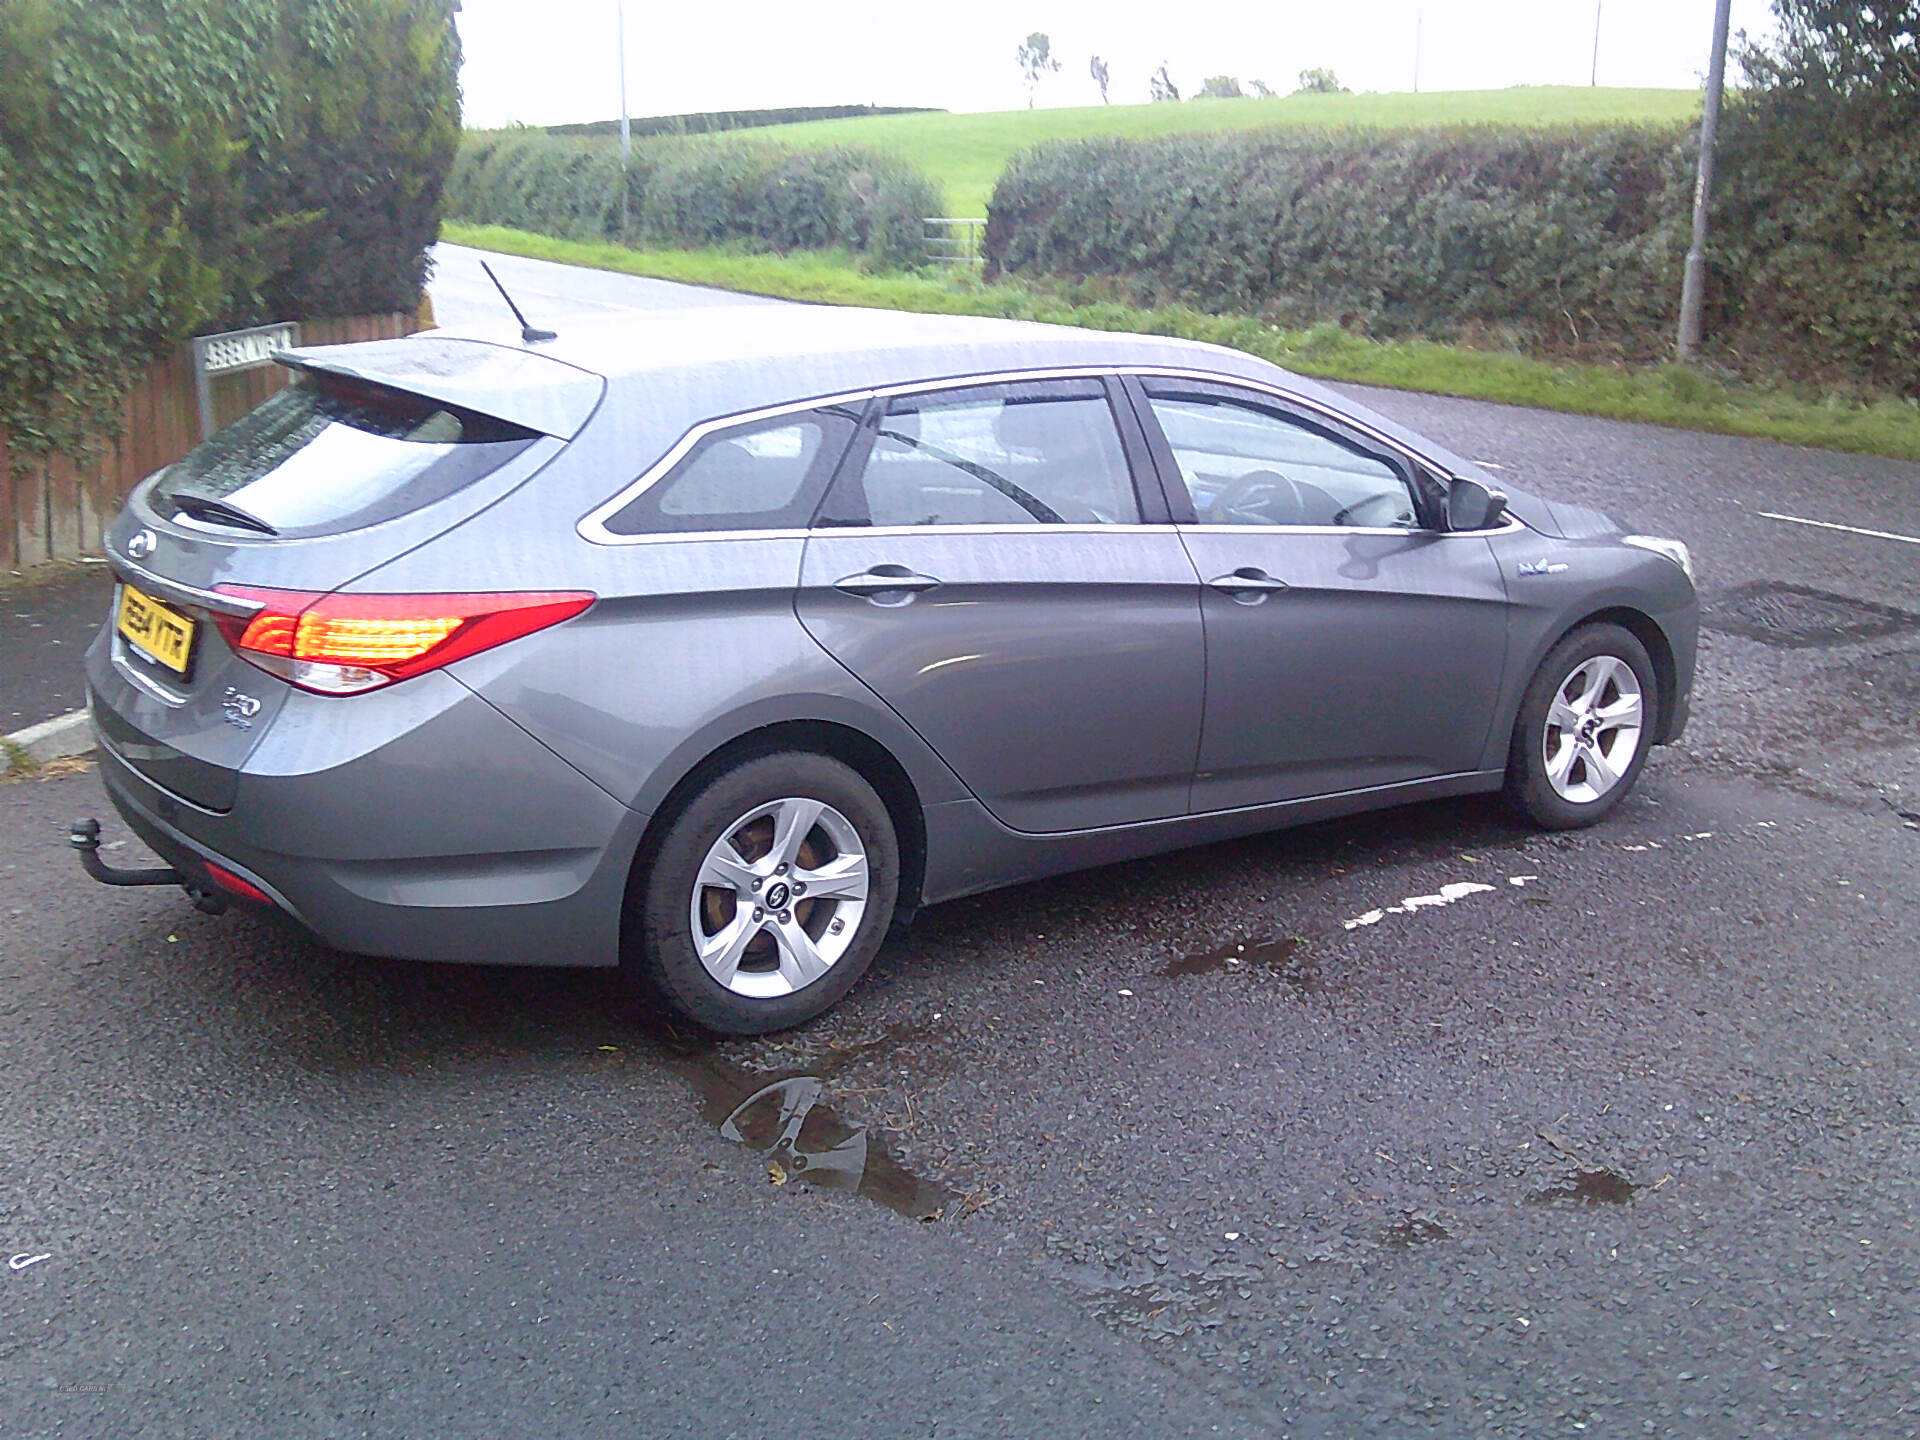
70, 817, 228, 914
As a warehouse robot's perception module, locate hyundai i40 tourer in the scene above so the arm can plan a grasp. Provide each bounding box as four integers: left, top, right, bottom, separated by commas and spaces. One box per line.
81, 304, 1697, 1032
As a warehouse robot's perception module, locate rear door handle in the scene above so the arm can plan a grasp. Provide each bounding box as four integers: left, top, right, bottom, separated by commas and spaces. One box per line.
832, 566, 943, 599
1206, 567, 1290, 603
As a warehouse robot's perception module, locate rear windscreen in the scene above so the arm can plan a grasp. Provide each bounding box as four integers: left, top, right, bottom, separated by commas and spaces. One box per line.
151, 371, 540, 538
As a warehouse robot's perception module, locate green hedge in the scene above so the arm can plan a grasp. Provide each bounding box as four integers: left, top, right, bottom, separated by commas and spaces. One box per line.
984, 127, 1699, 359
0, 0, 459, 461
984, 115, 1920, 394
1714, 87, 1920, 395
447, 132, 941, 270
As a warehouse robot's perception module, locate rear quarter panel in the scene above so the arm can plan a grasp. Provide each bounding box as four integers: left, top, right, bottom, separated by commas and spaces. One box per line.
349, 442, 975, 823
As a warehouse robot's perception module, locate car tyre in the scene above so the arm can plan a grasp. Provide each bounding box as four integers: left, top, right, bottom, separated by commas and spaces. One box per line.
629, 752, 899, 1035
1505, 623, 1657, 830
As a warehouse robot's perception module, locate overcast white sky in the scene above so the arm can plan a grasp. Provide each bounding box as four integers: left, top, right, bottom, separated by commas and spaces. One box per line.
456, 0, 1778, 128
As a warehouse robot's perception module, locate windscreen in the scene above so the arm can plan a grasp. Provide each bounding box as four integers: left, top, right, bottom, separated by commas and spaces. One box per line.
151, 372, 540, 538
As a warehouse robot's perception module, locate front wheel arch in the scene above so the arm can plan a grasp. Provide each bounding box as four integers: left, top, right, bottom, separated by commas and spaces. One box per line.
1495, 606, 1677, 768
1581, 607, 1676, 743
1503, 621, 1658, 829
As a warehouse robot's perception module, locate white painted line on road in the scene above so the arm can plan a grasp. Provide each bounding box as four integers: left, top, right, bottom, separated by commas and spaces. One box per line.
1759, 512, 1920, 546
1342, 881, 1496, 930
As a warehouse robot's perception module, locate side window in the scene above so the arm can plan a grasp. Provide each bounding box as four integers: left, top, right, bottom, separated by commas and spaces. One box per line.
598, 403, 860, 536
1141, 382, 1421, 530
827, 379, 1141, 528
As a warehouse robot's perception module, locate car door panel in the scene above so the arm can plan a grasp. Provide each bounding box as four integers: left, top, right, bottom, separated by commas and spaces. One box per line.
1178, 527, 1509, 809
795, 377, 1205, 835
798, 528, 1205, 832
1125, 376, 1511, 812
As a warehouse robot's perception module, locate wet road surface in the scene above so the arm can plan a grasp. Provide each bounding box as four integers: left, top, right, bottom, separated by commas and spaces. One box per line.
1, 565, 115, 731
3, 248, 1917, 1437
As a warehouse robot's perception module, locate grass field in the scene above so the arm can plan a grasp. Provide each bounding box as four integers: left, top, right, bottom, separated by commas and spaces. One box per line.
639, 87, 1704, 215
441, 223, 1920, 463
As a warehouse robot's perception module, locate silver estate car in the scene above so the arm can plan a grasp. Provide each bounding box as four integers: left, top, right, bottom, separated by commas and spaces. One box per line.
79, 304, 1697, 1033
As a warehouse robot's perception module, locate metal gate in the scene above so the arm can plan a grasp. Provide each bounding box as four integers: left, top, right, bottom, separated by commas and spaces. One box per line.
923, 217, 986, 269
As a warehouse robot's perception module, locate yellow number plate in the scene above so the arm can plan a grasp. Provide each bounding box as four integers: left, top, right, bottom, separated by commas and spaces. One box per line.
116, 583, 197, 676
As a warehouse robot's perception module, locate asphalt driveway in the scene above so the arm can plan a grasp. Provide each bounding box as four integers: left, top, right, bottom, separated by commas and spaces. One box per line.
3, 245, 1916, 1439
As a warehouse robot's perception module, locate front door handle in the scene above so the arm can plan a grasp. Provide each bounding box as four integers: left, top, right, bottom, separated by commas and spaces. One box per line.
1206, 567, 1290, 603
832, 566, 943, 600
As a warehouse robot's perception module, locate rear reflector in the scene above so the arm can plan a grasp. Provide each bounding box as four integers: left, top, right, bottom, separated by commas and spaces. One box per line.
205, 861, 274, 907
212, 587, 594, 695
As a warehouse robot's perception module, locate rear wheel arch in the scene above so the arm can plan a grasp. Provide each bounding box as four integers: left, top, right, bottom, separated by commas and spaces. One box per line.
624, 719, 928, 924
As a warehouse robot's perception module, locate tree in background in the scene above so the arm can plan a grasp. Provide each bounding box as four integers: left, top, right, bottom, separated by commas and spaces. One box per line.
0, 0, 460, 461
1717, 0, 1920, 390
1294, 67, 1348, 93
1197, 75, 1246, 98
1149, 62, 1181, 101
1017, 33, 1061, 108
253, 0, 462, 318
1744, 0, 1918, 92
1089, 54, 1111, 104
1250, 78, 1276, 98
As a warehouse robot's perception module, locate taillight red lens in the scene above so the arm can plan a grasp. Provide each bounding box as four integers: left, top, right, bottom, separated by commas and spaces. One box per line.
212, 586, 594, 694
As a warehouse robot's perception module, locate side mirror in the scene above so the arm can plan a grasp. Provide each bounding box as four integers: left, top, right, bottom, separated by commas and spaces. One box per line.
1447, 479, 1509, 532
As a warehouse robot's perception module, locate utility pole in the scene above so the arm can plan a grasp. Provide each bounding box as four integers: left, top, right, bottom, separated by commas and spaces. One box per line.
616, 0, 632, 234
1591, 0, 1603, 86
1413, 8, 1423, 93
1676, 0, 1733, 362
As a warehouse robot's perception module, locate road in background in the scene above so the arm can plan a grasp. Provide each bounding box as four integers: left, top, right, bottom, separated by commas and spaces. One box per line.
4, 246, 1916, 1438
428, 241, 778, 331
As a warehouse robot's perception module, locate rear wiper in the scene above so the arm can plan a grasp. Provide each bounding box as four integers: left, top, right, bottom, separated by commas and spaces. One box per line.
169, 494, 278, 536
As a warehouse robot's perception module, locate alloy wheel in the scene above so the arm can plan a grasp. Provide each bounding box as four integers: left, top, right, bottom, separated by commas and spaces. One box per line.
1541, 654, 1645, 805
689, 796, 870, 998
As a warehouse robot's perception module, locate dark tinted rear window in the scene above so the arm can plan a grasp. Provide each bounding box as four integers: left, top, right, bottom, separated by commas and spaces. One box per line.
597, 402, 861, 536
151, 372, 539, 538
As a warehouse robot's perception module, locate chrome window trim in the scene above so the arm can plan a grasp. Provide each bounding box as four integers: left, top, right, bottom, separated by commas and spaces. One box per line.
573, 522, 1181, 547
581, 367, 1144, 546
1176, 516, 1527, 539
1119, 366, 1464, 483
578, 363, 1484, 546
819, 522, 1174, 539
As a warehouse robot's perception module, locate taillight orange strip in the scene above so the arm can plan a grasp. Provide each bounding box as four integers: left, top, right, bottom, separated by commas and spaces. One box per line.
213, 586, 595, 690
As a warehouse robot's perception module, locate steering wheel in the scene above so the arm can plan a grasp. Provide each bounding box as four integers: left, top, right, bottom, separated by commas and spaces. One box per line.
1209, 469, 1308, 525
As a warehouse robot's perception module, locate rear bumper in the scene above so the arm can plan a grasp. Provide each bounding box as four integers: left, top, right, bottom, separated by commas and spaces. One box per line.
88, 681, 648, 968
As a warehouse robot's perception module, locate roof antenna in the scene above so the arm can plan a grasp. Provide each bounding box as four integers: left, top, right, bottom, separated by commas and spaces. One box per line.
478, 260, 558, 344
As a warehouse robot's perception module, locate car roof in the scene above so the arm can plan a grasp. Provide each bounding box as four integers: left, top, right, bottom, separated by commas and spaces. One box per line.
280, 302, 1494, 484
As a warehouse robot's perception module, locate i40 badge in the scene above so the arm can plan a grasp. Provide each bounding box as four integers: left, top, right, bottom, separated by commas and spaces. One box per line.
222, 687, 262, 730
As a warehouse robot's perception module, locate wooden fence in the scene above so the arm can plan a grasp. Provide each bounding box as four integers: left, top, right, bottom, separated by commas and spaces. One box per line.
1, 313, 422, 571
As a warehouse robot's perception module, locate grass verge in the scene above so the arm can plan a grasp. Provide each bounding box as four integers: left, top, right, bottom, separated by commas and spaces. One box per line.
443, 223, 1920, 463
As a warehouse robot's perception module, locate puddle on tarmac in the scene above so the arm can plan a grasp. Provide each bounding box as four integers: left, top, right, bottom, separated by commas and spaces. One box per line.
1529, 1168, 1641, 1205
1157, 935, 1317, 992
1381, 1214, 1452, 1247
665, 1041, 955, 1222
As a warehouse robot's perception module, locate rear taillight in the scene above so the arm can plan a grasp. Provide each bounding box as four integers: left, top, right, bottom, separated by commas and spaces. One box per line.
212, 587, 595, 695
